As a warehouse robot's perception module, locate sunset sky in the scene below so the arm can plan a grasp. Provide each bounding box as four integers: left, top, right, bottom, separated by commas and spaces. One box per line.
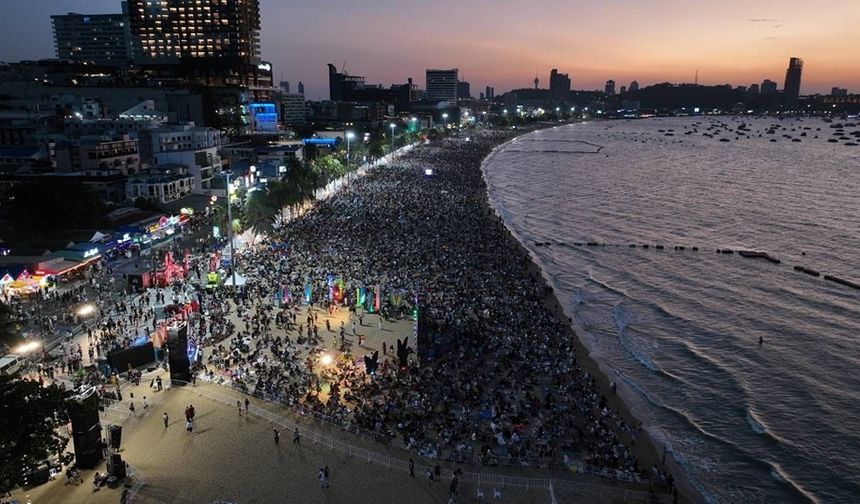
1, 0, 858, 99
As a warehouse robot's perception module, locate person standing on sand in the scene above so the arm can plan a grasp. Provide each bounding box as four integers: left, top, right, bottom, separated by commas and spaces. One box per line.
293, 427, 300, 444
318, 468, 327, 488
244, 397, 250, 413
163, 412, 168, 428
273, 428, 280, 445
237, 400, 242, 416
409, 458, 415, 477
186, 418, 193, 435
323, 465, 330, 487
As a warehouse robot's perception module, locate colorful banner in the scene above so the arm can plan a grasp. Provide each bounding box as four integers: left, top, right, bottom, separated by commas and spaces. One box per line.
366, 287, 374, 313
374, 284, 381, 312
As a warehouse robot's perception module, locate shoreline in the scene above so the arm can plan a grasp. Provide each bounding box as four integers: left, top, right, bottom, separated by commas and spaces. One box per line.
478, 127, 701, 503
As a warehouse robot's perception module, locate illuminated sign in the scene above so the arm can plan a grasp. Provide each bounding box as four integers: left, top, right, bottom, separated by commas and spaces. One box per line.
83, 247, 99, 258
258, 63, 272, 72
302, 138, 337, 146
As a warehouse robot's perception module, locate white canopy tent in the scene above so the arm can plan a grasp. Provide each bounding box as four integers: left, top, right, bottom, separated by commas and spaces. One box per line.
223, 273, 247, 287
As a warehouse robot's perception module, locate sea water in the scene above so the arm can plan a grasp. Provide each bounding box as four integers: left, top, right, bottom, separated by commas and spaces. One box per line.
483, 117, 860, 503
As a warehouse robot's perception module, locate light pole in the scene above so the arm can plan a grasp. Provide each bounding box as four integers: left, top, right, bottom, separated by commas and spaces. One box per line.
555, 107, 560, 120
389, 122, 396, 154
442, 113, 448, 130
345, 131, 355, 171
223, 172, 237, 293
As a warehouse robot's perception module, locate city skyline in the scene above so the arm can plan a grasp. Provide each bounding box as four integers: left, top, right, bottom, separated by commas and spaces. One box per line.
0, 0, 859, 99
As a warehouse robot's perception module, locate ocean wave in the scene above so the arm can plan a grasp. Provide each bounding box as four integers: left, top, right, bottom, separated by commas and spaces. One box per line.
747, 410, 766, 435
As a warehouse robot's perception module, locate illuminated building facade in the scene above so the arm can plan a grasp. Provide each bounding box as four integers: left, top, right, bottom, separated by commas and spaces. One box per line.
125, 0, 260, 65
125, 0, 273, 130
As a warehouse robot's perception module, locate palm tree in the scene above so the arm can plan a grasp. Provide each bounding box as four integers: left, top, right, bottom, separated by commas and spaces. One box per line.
368, 137, 386, 162
267, 163, 318, 225
242, 190, 275, 237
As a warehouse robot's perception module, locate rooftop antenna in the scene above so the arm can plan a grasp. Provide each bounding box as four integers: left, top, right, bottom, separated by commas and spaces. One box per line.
534, 69, 539, 90
695, 69, 698, 85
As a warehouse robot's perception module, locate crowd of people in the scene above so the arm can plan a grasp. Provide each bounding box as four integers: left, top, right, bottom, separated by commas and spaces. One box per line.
185, 132, 670, 487
6, 129, 673, 494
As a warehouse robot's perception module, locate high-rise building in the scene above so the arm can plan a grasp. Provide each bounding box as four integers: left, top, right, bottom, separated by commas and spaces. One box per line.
298, 82, 305, 95
281, 94, 306, 125
831, 87, 849, 97
125, 0, 261, 65
629, 80, 639, 92
761, 79, 778, 95
123, 0, 266, 89
280, 81, 290, 94
51, 12, 131, 67
749, 83, 760, 95
457, 81, 471, 100
620, 85, 627, 94
605, 80, 616, 95
549, 69, 571, 102
485, 86, 495, 100
328, 64, 367, 101
426, 69, 459, 103
783, 57, 803, 107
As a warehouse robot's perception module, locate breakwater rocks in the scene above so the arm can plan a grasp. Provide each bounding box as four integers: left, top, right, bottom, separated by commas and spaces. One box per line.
529, 239, 859, 292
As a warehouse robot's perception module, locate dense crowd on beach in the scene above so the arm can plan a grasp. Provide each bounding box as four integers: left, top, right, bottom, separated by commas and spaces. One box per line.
189, 132, 672, 488
12, 130, 672, 493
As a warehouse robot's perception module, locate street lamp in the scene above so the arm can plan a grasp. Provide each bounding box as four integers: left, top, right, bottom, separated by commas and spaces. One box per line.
410, 116, 417, 132
442, 113, 448, 129
389, 122, 396, 153
345, 131, 355, 173
223, 172, 237, 293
